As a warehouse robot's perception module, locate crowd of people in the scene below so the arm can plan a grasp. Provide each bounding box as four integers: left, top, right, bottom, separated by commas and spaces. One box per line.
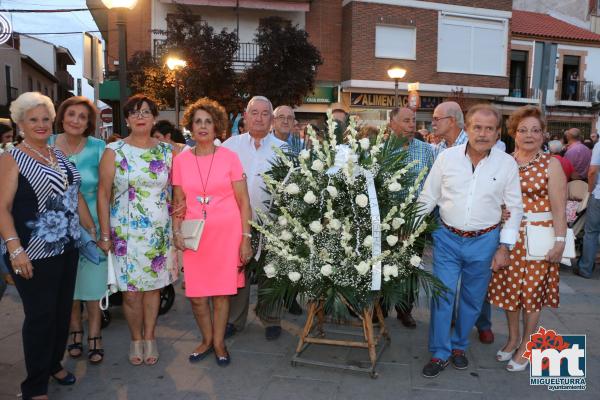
0, 90, 598, 399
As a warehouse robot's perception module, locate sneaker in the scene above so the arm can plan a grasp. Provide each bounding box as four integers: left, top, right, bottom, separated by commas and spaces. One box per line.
478, 329, 494, 344
422, 358, 449, 378
450, 349, 468, 370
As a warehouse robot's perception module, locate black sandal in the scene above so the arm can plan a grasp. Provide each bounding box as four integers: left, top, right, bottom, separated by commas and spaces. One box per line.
87, 336, 104, 364
67, 331, 83, 358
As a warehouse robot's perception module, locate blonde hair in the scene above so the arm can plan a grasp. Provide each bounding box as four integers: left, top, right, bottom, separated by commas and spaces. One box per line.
10, 92, 56, 123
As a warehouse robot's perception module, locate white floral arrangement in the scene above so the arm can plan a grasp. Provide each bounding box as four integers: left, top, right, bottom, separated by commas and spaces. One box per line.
251, 113, 444, 316
0, 142, 15, 154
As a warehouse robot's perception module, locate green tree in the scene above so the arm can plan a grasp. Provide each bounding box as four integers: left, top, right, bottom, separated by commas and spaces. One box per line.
241, 16, 323, 108
129, 4, 241, 112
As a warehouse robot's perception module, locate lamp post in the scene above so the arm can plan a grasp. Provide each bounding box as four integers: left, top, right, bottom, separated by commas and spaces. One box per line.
387, 65, 407, 108
101, 0, 138, 137
166, 57, 187, 129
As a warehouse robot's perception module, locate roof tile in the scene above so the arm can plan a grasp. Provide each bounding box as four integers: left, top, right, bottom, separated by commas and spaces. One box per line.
512, 10, 600, 43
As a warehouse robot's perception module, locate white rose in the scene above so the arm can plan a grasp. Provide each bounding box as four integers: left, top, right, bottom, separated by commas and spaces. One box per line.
311, 159, 324, 172
386, 235, 398, 247
363, 235, 373, 247
355, 194, 369, 208
383, 264, 398, 279
288, 271, 302, 282
355, 261, 370, 275
326, 186, 338, 198
329, 219, 342, 230
264, 264, 277, 278
285, 183, 300, 195
391, 218, 403, 230
410, 255, 422, 267
280, 230, 293, 241
303, 190, 317, 204
388, 182, 402, 192
299, 149, 310, 160
278, 216, 288, 226
359, 137, 370, 150
381, 223, 390, 231
320, 264, 333, 276
309, 220, 323, 234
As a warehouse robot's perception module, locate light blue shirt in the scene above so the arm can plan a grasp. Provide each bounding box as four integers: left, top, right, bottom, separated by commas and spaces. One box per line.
591, 142, 600, 199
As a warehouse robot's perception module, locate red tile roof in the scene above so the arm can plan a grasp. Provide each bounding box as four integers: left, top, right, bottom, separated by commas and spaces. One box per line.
512, 10, 600, 43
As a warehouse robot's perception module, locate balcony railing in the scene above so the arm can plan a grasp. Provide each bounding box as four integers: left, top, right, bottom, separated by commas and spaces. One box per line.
557, 80, 595, 102
56, 71, 74, 91
153, 39, 259, 69
508, 76, 540, 99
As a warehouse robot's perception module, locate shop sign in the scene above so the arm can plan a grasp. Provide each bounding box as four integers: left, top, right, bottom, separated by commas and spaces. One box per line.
304, 86, 336, 104
350, 92, 443, 110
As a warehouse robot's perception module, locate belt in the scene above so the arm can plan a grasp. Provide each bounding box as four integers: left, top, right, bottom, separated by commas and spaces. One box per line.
524, 212, 553, 222
442, 222, 500, 238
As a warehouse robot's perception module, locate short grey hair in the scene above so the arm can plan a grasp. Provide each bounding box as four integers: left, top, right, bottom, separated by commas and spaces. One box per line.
446, 105, 464, 129
10, 92, 56, 123
246, 96, 273, 114
273, 105, 294, 118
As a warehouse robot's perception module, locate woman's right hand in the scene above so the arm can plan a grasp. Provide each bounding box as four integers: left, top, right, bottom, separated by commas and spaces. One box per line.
97, 239, 112, 254
174, 235, 185, 251
10, 251, 34, 280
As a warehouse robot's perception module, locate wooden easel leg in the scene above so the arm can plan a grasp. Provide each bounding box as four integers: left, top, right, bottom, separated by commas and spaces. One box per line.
296, 302, 318, 354
374, 302, 389, 339
316, 302, 326, 337
362, 306, 377, 369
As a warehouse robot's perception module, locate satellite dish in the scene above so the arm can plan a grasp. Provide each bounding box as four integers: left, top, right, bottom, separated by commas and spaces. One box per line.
0, 13, 12, 45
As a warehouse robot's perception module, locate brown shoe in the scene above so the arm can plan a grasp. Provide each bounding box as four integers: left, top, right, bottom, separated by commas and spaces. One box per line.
478, 329, 494, 344
397, 312, 417, 328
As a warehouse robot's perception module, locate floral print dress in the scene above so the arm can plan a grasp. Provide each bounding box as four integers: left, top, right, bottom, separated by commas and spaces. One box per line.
108, 141, 175, 292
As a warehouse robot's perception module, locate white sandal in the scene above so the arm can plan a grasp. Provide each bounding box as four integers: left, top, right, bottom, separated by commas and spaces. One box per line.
496, 347, 517, 362
506, 358, 529, 372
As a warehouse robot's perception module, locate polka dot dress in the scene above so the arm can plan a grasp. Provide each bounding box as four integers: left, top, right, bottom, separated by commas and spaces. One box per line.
488, 153, 559, 312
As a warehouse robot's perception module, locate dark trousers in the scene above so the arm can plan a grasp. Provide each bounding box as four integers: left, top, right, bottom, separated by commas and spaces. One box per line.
7, 250, 78, 398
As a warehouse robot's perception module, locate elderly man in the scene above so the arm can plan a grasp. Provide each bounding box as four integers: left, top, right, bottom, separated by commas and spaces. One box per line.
389, 107, 434, 328
222, 96, 287, 341
564, 128, 592, 180
418, 104, 523, 378
273, 105, 304, 152
431, 101, 468, 160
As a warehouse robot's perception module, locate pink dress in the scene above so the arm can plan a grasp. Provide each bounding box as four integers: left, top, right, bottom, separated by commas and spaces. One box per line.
172, 147, 245, 297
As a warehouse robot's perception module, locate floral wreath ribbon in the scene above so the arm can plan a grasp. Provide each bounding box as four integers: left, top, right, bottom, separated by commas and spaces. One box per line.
327, 145, 382, 291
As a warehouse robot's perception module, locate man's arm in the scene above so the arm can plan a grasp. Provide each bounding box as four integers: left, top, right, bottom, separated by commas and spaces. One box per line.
499, 161, 524, 246
417, 154, 443, 216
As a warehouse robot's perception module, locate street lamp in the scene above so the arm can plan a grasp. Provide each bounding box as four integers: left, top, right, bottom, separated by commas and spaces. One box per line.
387, 65, 407, 108
101, 0, 138, 137
166, 56, 187, 129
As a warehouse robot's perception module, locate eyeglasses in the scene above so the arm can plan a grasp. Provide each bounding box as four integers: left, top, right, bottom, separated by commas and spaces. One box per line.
432, 116, 453, 122
275, 115, 294, 122
516, 127, 543, 136
129, 109, 153, 119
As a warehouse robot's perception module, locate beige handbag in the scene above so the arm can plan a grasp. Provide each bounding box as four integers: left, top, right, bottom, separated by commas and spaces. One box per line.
181, 219, 205, 251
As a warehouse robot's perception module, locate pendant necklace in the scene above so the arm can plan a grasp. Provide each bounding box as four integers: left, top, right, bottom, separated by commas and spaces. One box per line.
23, 140, 68, 189
194, 146, 216, 219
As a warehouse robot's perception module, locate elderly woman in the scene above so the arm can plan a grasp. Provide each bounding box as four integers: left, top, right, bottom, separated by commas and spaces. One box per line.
488, 105, 567, 372
97, 94, 177, 366
49, 96, 107, 364
172, 98, 252, 367
0, 92, 95, 400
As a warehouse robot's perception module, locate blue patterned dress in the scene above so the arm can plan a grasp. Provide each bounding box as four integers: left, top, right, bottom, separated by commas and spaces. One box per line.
108, 141, 175, 291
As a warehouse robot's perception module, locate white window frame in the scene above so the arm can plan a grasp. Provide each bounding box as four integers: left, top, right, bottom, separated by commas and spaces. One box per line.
437, 12, 508, 77
375, 25, 417, 61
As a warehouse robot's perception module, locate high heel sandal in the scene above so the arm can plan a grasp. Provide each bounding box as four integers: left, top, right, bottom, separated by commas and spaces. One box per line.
67, 330, 83, 358
506, 358, 529, 372
143, 340, 159, 365
129, 340, 144, 366
87, 336, 104, 365
496, 346, 518, 362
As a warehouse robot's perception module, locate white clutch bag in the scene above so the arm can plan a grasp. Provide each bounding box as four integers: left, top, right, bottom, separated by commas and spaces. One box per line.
525, 225, 575, 261
181, 219, 205, 251
100, 250, 119, 311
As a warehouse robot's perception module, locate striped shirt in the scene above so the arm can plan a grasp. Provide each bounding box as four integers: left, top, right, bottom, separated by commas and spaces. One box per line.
7, 147, 81, 260
431, 129, 468, 160
393, 138, 434, 195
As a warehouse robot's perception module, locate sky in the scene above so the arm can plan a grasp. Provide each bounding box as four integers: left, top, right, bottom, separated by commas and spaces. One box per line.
0, 0, 101, 100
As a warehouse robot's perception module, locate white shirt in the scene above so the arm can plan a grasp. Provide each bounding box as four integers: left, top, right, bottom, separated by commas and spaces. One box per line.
418, 144, 523, 245
222, 132, 287, 220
